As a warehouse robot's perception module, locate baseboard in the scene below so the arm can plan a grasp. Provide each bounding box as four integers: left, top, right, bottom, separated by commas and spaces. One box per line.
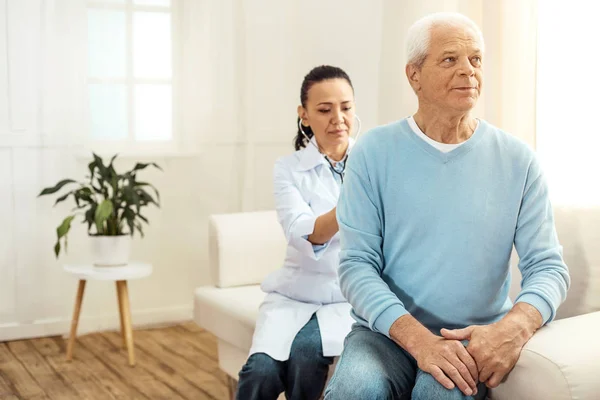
0, 305, 193, 342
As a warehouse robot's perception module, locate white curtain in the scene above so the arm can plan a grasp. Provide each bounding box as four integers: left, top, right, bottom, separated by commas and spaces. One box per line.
41, 0, 87, 147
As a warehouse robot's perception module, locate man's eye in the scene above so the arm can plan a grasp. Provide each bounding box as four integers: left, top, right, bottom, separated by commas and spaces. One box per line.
444, 57, 456, 62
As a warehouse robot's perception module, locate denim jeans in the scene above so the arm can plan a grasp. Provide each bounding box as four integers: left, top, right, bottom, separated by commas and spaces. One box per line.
324, 324, 488, 400
236, 314, 334, 400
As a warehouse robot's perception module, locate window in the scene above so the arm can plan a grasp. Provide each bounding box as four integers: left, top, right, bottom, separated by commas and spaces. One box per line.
536, 1, 600, 207
86, 0, 176, 152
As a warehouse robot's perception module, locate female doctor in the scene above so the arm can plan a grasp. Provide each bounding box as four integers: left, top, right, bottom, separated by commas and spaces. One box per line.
236, 65, 360, 400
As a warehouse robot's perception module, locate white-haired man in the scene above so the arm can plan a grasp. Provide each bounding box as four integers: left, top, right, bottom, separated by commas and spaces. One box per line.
324, 12, 569, 400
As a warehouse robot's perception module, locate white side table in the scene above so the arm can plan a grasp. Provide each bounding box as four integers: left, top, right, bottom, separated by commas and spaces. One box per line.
63, 262, 152, 366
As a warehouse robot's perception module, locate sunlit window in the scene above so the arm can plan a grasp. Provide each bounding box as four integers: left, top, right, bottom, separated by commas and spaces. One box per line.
87, 0, 173, 145
536, 1, 600, 207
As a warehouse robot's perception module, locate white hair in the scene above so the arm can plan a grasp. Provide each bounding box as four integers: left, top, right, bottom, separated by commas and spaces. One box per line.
406, 12, 485, 68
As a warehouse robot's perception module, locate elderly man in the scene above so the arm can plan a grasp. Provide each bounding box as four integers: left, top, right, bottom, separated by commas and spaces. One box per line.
324, 12, 570, 400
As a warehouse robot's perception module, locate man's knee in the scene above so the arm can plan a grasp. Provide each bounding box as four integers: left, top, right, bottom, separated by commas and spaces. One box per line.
325, 371, 391, 400
412, 372, 471, 400
325, 325, 412, 400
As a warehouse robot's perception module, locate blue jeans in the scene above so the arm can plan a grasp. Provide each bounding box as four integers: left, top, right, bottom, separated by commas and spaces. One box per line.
236, 314, 334, 400
325, 325, 488, 400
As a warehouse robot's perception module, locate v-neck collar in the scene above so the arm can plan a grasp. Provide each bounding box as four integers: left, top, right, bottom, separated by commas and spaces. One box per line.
402, 118, 485, 164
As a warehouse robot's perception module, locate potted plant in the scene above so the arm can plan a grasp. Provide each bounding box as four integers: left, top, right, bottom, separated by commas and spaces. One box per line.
38, 153, 162, 266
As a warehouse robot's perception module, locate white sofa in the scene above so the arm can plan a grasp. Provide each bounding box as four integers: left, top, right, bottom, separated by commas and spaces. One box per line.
194, 208, 600, 399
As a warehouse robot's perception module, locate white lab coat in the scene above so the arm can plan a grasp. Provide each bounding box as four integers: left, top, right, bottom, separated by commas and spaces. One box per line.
248, 138, 355, 362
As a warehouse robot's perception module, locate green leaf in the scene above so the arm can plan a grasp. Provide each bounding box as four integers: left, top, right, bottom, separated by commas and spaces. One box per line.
122, 186, 141, 212
135, 221, 144, 238
84, 203, 97, 232
94, 199, 113, 234
88, 160, 96, 181
54, 215, 75, 258
93, 153, 105, 169
136, 188, 158, 207
93, 153, 110, 181
132, 162, 163, 172
110, 174, 118, 197
53, 190, 73, 206
91, 182, 104, 194
57, 215, 76, 240
108, 154, 119, 168
38, 179, 77, 196
135, 182, 161, 205
74, 187, 94, 204
123, 207, 135, 236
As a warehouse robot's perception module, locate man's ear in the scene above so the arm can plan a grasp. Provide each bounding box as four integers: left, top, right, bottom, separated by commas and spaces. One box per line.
297, 105, 308, 126
406, 64, 421, 92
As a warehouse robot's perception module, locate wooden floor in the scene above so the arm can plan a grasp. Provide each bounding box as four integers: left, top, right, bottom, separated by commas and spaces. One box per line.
0, 322, 231, 399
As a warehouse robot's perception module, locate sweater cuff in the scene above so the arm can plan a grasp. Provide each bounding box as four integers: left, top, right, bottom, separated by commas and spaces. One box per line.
515, 293, 553, 325
373, 304, 409, 338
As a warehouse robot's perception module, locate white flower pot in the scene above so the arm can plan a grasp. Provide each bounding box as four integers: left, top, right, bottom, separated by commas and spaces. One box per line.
90, 235, 131, 267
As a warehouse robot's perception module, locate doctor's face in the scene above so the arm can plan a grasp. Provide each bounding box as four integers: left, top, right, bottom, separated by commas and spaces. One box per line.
298, 78, 355, 151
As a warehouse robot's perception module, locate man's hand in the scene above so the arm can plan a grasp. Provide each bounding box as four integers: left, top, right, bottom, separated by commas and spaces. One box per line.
414, 336, 480, 396
389, 314, 479, 396
441, 303, 543, 388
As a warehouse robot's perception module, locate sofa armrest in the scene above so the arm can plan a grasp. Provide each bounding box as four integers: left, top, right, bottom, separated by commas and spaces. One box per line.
209, 211, 287, 288
491, 311, 600, 400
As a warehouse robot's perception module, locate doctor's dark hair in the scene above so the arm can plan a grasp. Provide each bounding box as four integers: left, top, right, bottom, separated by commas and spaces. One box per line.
294, 65, 354, 151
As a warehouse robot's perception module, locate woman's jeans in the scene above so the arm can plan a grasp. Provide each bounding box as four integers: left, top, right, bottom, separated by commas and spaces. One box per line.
236, 314, 333, 400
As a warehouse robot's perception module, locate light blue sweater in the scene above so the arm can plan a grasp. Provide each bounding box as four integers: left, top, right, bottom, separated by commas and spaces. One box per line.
337, 118, 570, 337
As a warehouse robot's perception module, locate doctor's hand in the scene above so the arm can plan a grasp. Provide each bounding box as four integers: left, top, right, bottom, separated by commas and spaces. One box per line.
307, 207, 338, 245
414, 336, 480, 396
441, 303, 542, 389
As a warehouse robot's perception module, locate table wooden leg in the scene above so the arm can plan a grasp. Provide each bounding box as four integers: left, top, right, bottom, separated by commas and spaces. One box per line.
116, 280, 135, 366
116, 281, 126, 348
66, 279, 86, 361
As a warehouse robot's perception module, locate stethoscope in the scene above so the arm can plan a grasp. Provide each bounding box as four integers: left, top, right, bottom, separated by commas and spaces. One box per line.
298, 115, 362, 185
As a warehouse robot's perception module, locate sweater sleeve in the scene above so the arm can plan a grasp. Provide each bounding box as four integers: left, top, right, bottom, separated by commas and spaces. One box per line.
337, 145, 409, 337
514, 155, 570, 324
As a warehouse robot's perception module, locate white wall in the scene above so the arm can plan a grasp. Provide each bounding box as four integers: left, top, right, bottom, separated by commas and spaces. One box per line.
0, 0, 538, 341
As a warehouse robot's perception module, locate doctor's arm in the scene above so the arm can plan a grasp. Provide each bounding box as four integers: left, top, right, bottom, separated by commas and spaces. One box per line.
273, 159, 338, 258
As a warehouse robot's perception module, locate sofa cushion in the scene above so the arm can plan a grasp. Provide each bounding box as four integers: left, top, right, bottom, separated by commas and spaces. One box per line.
491, 311, 600, 400
194, 285, 265, 351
